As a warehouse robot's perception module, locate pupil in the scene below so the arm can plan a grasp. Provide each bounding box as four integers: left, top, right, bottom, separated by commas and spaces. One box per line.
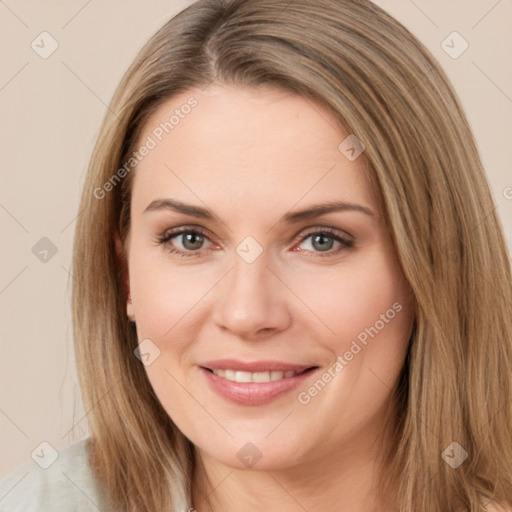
183, 233, 203, 250
313, 234, 333, 251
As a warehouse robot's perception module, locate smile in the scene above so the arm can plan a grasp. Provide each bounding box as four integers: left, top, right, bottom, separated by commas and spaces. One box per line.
210, 369, 300, 382
199, 360, 318, 405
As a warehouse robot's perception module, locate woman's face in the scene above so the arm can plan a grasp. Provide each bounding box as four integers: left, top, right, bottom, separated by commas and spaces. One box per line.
125, 84, 413, 470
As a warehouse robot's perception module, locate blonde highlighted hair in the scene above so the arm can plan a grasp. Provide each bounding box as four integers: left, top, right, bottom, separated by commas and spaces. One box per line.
72, 0, 512, 510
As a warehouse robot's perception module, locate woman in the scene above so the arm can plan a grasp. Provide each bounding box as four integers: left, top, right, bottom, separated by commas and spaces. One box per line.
1, 0, 511, 510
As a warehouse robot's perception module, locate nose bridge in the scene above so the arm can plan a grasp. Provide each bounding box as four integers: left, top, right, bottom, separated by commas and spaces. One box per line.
228, 232, 272, 291
230, 248, 270, 295
212, 243, 290, 337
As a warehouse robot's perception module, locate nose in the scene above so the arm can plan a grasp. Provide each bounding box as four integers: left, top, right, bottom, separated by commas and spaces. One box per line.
211, 252, 291, 341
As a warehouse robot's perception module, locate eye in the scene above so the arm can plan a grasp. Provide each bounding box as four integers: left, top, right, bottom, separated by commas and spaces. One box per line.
156, 226, 214, 258
294, 228, 354, 258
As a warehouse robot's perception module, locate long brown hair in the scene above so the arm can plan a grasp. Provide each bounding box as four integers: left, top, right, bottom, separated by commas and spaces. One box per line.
72, 0, 512, 510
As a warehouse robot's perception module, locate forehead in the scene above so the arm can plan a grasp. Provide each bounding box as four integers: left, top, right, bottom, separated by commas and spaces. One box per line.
130, 84, 376, 217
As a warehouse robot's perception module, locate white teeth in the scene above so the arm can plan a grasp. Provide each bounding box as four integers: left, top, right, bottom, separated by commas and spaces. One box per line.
235, 371, 252, 383
211, 369, 298, 382
252, 371, 270, 382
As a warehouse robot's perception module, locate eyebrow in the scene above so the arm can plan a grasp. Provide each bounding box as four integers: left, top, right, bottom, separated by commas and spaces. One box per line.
143, 198, 374, 223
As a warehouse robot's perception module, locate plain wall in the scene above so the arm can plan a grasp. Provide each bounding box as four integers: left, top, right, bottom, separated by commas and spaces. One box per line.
1, 0, 511, 477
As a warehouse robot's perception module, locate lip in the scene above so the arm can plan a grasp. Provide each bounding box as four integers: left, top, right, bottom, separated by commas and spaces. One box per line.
199, 359, 318, 406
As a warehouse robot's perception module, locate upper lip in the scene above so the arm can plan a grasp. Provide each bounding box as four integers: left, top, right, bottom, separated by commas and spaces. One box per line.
200, 359, 316, 373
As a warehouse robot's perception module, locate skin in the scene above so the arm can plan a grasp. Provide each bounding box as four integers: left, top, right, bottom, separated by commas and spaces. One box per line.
123, 84, 414, 512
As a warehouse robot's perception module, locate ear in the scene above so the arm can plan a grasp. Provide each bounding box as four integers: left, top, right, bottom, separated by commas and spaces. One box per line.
115, 234, 134, 321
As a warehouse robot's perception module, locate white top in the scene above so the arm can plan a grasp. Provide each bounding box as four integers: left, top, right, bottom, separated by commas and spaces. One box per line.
0, 439, 107, 511
0, 438, 187, 511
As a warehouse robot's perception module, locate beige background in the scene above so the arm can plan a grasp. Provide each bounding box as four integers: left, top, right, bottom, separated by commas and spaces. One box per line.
0, 0, 511, 477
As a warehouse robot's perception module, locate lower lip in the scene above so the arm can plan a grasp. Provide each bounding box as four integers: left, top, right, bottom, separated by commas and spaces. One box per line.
200, 367, 317, 406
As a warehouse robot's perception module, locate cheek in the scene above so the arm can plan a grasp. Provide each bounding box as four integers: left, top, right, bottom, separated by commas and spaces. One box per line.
128, 251, 212, 342
290, 262, 411, 442
288, 257, 410, 352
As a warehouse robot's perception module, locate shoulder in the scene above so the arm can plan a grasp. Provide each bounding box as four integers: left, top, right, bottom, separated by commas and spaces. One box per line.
0, 438, 107, 512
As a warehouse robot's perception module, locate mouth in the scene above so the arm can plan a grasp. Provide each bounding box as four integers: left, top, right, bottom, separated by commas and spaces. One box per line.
203, 367, 315, 383
199, 359, 319, 405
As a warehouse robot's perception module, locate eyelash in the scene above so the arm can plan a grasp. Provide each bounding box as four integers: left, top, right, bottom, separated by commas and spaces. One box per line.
155, 225, 354, 259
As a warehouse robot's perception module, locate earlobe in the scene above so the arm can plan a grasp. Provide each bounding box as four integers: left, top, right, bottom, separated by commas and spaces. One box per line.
115, 234, 135, 322
127, 302, 135, 322
126, 276, 135, 322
